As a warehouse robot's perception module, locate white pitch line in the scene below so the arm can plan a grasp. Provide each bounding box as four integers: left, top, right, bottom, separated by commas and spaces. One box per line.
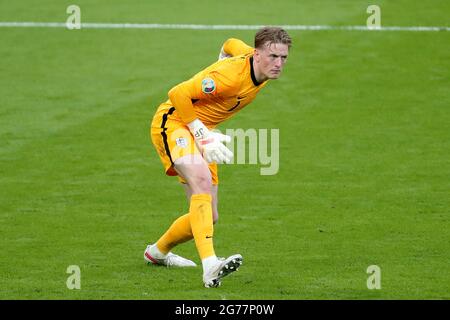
0, 22, 449, 32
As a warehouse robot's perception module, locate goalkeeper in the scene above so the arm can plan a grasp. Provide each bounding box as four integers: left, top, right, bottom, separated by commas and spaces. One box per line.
145, 27, 292, 288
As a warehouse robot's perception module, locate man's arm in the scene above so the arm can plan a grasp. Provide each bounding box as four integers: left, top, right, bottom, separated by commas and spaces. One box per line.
168, 83, 197, 124
218, 38, 254, 60
168, 77, 233, 164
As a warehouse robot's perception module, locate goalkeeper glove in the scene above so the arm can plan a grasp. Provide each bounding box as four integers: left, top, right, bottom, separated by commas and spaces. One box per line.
188, 119, 233, 164
218, 46, 232, 61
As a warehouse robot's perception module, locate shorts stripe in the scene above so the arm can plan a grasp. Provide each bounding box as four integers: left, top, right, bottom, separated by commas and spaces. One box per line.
160, 107, 176, 165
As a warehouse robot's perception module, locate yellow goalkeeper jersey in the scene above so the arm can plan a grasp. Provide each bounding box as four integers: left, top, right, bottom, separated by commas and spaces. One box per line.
152, 38, 268, 128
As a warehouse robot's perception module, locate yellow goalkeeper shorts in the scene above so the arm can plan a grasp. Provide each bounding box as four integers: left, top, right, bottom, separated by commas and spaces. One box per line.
150, 104, 219, 185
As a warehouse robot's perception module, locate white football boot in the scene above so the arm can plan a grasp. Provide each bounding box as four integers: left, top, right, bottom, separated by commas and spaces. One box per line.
203, 254, 243, 288
144, 244, 197, 267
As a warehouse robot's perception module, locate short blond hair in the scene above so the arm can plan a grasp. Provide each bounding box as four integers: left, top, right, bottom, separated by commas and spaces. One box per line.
254, 27, 292, 49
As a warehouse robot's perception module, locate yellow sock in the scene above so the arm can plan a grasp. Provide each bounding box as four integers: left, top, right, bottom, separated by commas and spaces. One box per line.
189, 193, 215, 260
156, 214, 193, 255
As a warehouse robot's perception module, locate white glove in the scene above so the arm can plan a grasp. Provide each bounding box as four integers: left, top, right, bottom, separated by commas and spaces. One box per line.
218, 46, 232, 61
188, 119, 233, 164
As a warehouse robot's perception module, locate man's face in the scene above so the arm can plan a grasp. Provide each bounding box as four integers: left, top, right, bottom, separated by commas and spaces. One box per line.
254, 42, 289, 80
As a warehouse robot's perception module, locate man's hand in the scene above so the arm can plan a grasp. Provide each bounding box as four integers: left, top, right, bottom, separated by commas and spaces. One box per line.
198, 131, 233, 164
218, 46, 232, 61
188, 119, 233, 164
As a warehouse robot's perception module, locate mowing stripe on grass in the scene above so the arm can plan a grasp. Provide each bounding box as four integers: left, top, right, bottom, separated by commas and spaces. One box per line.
0, 22, 449, 32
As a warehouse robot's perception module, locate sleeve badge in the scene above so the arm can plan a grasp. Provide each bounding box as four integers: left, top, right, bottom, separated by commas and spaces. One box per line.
201, 78, 216, 94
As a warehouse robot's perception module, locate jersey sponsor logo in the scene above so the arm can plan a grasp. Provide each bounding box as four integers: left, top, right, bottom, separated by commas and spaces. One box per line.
201, 77, 216, 94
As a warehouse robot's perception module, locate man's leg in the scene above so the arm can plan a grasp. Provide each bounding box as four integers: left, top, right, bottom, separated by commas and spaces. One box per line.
183, 184, 219, 224
146, 124, 213, 267
174, 154, 216, 260
154, 213, 193, 254
147, 154, 213, 264
144, 210, 197, 266
174, 155, 242, 288
153, 185, 218, 256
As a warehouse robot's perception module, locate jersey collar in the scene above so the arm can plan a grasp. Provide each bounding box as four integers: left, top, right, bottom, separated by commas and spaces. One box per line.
250, 56, 262, 87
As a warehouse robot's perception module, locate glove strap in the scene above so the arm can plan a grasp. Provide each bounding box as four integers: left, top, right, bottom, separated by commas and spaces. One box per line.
187, 119, 209, 140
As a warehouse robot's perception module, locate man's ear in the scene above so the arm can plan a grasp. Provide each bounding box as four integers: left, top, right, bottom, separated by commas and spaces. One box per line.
253, 48, 259, 62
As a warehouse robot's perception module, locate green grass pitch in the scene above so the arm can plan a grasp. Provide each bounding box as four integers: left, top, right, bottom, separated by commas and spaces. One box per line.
0, 0, 449, 299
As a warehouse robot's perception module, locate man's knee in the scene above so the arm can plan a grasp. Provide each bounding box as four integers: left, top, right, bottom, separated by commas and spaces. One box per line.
174, 157, 213, 194
190, 174, 213, 194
